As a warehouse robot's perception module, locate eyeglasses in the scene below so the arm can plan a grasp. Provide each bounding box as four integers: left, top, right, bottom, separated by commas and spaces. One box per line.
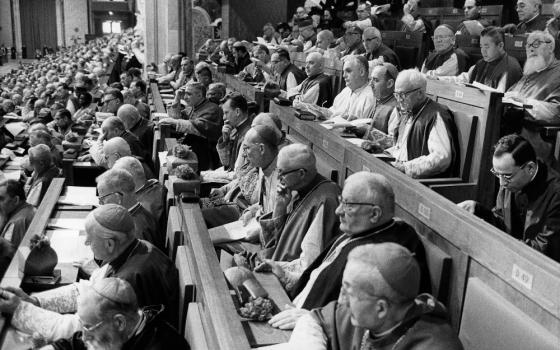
526, 40, 552, 49
79, 317, 105, 336
490, 163, 528, 182
98, 191, 123, 204
101, 97, 117, 105
278, 168, 304, 179
363, 37, 379, 42
337, 195, 377, 213
432, 35, 453, 41
394, 87, 421, 100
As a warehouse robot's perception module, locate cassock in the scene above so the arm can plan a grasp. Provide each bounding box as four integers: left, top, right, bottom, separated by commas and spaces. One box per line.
468, 53, 522, 91
289, 219, 431, 310
422, 47, 469, 77
365, 95, 397, 135
288, 73, 334, 107
136, 179, 166, 224
475, 161, 560, 262
258, 174, 340, 263
365, 44, 401, 69
51, 306, 190, 350
129, 117, 154, 154
0, 202, 35, 249
278, 63, 307, 92
129, 203, 161, 251
516, 14, 548, 35
11, 239, 179, 340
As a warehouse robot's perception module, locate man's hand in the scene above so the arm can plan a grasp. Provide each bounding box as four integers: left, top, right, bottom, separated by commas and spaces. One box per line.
0, 289, 22, 314
222, 124, 233, 143
158, 118, 178, 126
209, 187, 226, 199
268, 305, 309, 330
457, 200, 478, 214
4, 286, 38, 306
254, 259, 285, 280
77, 154, 93, 162
274, 183, 292, 217
244, 224, 261, 243
503, 91, 527, 104
392, 161, 406, 173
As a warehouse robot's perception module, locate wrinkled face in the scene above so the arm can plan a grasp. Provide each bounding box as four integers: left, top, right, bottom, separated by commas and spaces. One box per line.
432, 27, 454, 54
344, 29, 361, 47
181, 60, 194, 74
335, 180, 377, 235
242, 131, 265, 168
316, 35, 331, 50
463, 0, 479, 19
525, 34, 553, 61
305, 55, 322, 76
394, 79, 423, 113
491, 153, 533, 193
100, 95, 120, 114
371, 66, 392, 99
184, 86, 203, 107
517, 0, 540, 22
276, 155, 305, 190
343, 60, 364, 91
77, 293, 124, 350
296, 7, 306, 18
362, 31, 381, 53
480, 35, 503, 62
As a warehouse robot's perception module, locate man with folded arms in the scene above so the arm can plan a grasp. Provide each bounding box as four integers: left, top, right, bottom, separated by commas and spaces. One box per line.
288, 52, 333, 107
362, 27, 400, 69
421, 25, 469, 77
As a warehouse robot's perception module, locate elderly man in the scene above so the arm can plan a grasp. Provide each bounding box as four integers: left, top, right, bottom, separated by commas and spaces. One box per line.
113, 156, 166, 225
102, 136, 155, 180
239, 44, 271, 83
216, 93, 253, 171
421, 25, 469, 77
262, 172, 430, 330
344, 2, 382, 30
459, 134, 560, 262
270, 49, 307, 93
207, 82, 226, 105
456, 0, 490, 36
0, 204, 178, 340
280, 243, 463, 349
0, 180, 35, 250
45, 277, 189, 350
29, 130, 63, 166
117, 104, 154, 153
315, 30, 335, 51
504, 31, 560, 167
25, 144, 61, 207
387, 69, 460, 178
299, 55, 374, 121
99, 88, 123, 115
298, 18, 318, 52
437, 26, 523, 92
241, 144, 340, 266
160, 81, 223, 170
362, 27, 400, 69
506, 0, 547, 35
341, 26, 366, 57
287, 52, 333, 107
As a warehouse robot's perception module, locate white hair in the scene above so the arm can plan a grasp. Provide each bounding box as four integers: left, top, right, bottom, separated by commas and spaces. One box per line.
395, 68, 427, 91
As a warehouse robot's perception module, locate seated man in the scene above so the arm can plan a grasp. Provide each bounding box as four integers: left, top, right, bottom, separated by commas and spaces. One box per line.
503, 31, 560, 169
117, 104, 154, 154
280, 243, 463, 350
127, 80, 150, 119
169, 56, 193, 91
232, 42, 252, 74
458, 134, 560, 262
113, 156, 166, 225
262, 22, 282, 45
160, 81, 223, 170
261, 171, 430, 330
25, 144, 62, 207
362, 27, 400, 69
287, 52, 333, 107
344, 2, 382, 30
421, 25, 469, 77
437, 26, 523, 92
98, 88, 124, 115
313, 30, 337, 58
340, 26, 366, 57
270, 49, 307, 93
504, 0, 547, 35
97, 169, 160, 250
456, 0, 490, 36
195, 64, 213, 89
238, 44, 271, 83
298, 18, 318, 52
295, 55, 374, 121
46, 277, 189, 350
0, 180, 35, 250
387, 69, 460, 178
47, 109, 74, 143
0, 204, 178, 340
103, 137, 153, 180
206, 82, 227, 105
29, 130, 63, 167
244, 144, 340, 265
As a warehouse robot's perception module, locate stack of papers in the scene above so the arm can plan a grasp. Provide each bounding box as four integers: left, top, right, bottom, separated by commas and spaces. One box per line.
48, 229, 92, 263
58, 186, 98, 206
321, 116, 370, 130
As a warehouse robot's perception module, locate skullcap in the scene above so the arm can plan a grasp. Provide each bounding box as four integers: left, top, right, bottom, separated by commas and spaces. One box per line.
91, 277, 137, 306
91, 203, 134, 233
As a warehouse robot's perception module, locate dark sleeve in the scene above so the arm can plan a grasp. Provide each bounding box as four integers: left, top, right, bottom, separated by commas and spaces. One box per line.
191, 105, 223, 140
526, 194, 560, 261
51, 332, 88, 350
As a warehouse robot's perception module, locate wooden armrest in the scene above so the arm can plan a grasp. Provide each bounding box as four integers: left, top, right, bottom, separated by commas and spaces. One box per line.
419, 177, 464, 185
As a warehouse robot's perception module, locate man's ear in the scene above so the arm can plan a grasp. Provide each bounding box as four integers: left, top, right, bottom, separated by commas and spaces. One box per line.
112, 313, 127, 332
369, 205, 382, 224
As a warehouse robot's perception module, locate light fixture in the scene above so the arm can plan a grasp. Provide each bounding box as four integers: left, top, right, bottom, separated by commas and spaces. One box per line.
108, 11, 114, 16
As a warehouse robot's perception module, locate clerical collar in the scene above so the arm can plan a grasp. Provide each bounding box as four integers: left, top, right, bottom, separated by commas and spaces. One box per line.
524, 13, 540, 25
435, 46, 454, 57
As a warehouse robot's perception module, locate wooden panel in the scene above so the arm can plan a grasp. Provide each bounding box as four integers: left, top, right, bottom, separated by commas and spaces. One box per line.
176, 246, 196, 335
185, 303, 210, 350
166, 206, 183, 261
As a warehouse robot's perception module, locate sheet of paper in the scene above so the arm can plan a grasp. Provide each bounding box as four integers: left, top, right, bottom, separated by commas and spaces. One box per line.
321, 116, 370, 130
58, 186, 98, 206
5, 122, 27, 138
208, 219, 260, 244
152, 112, 168, 120
466, 81, 501, 93
0, 171, 22, 181
346, 138, 365, 147
48, 218, 86, 231
159, 151, 168, 167
48, 229, 92, 264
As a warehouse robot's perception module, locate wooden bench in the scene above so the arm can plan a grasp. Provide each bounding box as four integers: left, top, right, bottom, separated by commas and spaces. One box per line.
381, 31, 426, 69
418, 5, 503, 30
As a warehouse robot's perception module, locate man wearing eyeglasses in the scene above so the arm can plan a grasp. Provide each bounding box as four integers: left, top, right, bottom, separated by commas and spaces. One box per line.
503, 31, 560, 168
362, 27, 400, 69
504, 0, 548, 35
256, 171, 430, 330
277, 243, 462, 350
341, 26, 366, 57
421, 24, 469, 77
458, 135, 560, 262
386, 69, 460, 178
456, 0, 490, 36
45, 277, 189, 350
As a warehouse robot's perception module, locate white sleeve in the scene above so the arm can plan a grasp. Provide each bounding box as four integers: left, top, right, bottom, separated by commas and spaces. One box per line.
89, 139, 107, 167
355, 18, 373, 30
401, 15, 425, 32
424, 54, 459, 77
287, 82, 303, 99
403, 113, 452, 178
387, 107, 400, 138
300, 84, 321, 106
284, 313, 328, 350
438, 66, 472, 84
286, 72, 299, 92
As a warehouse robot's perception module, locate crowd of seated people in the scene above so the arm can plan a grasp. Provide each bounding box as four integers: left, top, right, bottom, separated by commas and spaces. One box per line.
0, 0, 559, 349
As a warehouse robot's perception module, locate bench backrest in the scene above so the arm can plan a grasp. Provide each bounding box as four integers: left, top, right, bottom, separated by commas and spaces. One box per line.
381, 31, 425, 68
420, 236, 452, 303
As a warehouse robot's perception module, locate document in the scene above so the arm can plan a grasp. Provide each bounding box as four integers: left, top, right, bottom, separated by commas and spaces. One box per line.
321, 116, 370, 130
48, 229, 92, 264
208, 219, 260, 244
58, 186, 98, 206
5, 122, 27, 138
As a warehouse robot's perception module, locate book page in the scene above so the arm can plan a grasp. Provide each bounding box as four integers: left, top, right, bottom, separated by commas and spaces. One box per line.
58, 186, 98, 206
208, 219, 260, 244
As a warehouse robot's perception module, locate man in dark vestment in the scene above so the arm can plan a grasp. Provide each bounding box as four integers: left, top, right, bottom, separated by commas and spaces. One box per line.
456, 0, 491, 36
340, 26, 366, 57
117, 104, 154, 154
25, 144, 62, 207
49, 277, 189, 350
216, 93, 253, 171
287, 52, 333, 107
232, 42, 252, 74
160, 81, 223, 170
421, 25, 469, 77
504, 0, 548, 35
260, 172, 431, 330
0, 180, 35, 251
282, 243, 463, 350
0, 204, 179, 340
362, 27, 400, 69
271, 49, 307, 93
438, 26, 523, 92
387, 69, 461, 179
459, 135, 560, 262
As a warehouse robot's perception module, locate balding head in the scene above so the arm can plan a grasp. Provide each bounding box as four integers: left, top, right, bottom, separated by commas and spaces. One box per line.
277, 144, 317, 190
252, 113, 283, 142
336, 172, 395, 235
243, 125, 280, 168
362, 27, 382, 53
103, 137, 131, 168
117, 104, 141, 130
343, 55, 369, 91
101, 116, 126, 140
112, 156, 146, 190
517, 0, 542, 22
28, 144, 54, 172
317, 30, 335, 50
305, 52, 324, 77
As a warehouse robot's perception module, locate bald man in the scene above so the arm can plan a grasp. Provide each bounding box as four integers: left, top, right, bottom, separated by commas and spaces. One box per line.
25, 144, 61, 207
244, 143, 340, 266
362, 27, 400, 69
103, 137, 154, 178
259, 172, 430, 330
287, 52, 333, 107
97, 169, 161, 250
117, 104, 154, 153
421, 25, 469, 77
0, 204, 178, 340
